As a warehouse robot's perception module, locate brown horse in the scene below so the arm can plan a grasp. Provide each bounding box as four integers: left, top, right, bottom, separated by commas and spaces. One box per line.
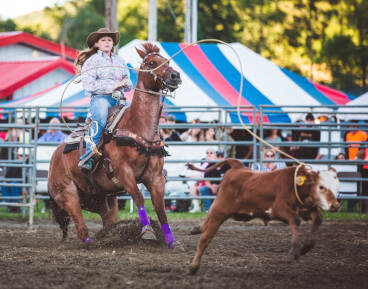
48, 43, 182, 248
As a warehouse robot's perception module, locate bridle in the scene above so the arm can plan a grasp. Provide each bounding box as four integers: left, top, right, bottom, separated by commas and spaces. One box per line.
139, 52, 178, 94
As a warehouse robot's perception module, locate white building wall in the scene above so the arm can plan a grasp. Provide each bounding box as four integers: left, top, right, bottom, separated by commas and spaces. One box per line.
0, 44, 54, 61
13, 68, 72, 99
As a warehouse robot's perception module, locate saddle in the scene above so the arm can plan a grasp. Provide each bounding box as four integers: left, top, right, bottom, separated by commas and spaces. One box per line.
65, 104, 127, 146
63, 104, 168, 190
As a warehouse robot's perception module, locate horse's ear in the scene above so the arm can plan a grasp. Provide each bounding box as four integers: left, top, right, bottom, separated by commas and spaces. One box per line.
136, 47, 146, 59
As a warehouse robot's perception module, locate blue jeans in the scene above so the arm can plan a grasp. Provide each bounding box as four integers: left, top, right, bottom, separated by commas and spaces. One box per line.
2, 183, 21, 203
200, 186, 214, 212
80, 95, 120, 160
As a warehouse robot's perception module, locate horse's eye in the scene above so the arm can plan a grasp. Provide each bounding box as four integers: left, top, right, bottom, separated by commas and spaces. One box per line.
149, 61, 155, 67
319, 185, 324, 190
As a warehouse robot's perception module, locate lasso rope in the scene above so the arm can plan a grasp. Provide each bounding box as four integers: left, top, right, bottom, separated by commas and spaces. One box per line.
60, 39, 307, 199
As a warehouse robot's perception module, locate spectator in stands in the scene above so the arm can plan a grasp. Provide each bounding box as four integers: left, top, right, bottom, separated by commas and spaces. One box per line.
204, 127, 217, 142
265, 129, 282, 147
359, 147, 368, 213
233, 129, 253, 166
345, 120, 367, 160
180, 118, 204, 142
37, 118, 66, 212
199, 150, 230, 212
292, 113, 320, 160
335, 152, 347, 160
188, 148, 216, 213
219, 127, 236, 158
280, 132, 297, 164
1, 148, 29, 213
315, 116, 344, 160
38, 118, 66, 143
0, 130, 6, 140
165, 115, 181, 141
265, 129, 282, 159
6, 118, 31, 157
252, 148, 286, 171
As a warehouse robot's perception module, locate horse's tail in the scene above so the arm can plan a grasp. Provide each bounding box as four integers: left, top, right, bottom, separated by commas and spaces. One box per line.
186, 158, 244, 173
49, 192, 70, 241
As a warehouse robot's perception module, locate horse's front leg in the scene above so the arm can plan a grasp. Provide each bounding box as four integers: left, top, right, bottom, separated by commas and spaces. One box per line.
116, 167, 156, 240
144, 174, 177, 248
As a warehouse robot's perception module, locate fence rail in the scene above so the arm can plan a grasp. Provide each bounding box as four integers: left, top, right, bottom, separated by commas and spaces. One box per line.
0, 105, 367, 224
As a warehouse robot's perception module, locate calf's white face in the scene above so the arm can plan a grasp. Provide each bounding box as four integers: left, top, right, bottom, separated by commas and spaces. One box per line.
316, 170, 340, 212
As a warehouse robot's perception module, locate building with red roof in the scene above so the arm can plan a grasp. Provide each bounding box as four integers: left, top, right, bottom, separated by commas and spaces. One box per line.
0, 31, 78, 100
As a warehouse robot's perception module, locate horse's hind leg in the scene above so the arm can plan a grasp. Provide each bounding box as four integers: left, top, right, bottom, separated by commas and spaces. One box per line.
97, 196, 119, 228
51, 182, 92, 243
49, 195, 70, 241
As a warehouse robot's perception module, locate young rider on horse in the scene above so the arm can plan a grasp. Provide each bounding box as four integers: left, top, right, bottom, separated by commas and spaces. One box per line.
75, 28, 132, 171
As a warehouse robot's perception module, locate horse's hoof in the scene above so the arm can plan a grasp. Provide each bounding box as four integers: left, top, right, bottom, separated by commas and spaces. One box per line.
189, 264, 199, 275
85, 237, 93, 243
84, 237, 93, 249
287, 250, 300, 262
168, 240, 185, 251
141, 225, 157, 240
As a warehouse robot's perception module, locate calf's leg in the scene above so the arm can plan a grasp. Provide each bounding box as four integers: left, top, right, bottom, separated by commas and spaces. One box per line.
189, 209, 229, 275
300, 209, 322, 256
273, 206, 301, 261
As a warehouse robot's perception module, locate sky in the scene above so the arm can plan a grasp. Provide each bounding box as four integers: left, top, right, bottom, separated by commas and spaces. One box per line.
0, 0, 69, 19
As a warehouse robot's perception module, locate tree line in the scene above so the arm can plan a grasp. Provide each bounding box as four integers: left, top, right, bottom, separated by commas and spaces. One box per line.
1, 0, 367, 95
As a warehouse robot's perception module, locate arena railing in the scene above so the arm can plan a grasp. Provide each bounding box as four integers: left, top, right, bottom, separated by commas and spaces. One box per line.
0, 105, 367, 221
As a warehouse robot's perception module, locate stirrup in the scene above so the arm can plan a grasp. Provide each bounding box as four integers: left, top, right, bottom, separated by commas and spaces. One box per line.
78, 157, 94, 171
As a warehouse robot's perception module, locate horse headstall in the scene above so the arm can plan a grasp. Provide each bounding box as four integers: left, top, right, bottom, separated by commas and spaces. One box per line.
142, 52, 172, 91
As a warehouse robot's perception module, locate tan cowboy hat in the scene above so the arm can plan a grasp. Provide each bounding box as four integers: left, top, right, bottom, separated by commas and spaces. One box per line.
86, 28, 120, 48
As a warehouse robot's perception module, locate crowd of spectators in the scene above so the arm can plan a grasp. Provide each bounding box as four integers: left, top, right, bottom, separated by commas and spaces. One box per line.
166, 112, 368, 213
0, 112, 367, 214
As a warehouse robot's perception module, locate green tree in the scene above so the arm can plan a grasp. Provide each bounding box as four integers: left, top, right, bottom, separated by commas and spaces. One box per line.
197, 0, 240, 42
0, 19, 17, 32
236, 0, 286, 57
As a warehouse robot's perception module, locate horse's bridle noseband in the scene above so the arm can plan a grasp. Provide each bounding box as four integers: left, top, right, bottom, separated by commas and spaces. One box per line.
142, 52, 175, 91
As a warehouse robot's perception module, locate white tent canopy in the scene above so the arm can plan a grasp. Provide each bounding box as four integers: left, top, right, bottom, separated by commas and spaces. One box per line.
337, 92, 368, 120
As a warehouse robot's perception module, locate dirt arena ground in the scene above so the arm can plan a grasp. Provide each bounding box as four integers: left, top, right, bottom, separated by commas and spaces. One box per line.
0, 218, 367, 289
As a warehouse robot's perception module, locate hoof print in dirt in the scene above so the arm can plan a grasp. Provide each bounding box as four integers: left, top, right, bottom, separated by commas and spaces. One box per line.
93, 218, 165, 248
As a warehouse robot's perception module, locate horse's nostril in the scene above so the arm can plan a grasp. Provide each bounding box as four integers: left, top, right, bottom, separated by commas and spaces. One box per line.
170, 73, 177, 80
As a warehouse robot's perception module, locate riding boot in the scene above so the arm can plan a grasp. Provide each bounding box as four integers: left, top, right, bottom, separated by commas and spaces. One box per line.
78, 120, 103, 171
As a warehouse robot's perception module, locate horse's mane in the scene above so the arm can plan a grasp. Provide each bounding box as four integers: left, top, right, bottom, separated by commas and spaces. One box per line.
141, 43, 160, 57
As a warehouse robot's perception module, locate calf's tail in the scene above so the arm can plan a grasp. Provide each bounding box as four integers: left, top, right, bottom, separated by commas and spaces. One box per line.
186, 158, 244, 173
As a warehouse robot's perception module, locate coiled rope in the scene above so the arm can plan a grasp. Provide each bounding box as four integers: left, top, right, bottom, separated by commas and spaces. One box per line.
59, 38, 308, 203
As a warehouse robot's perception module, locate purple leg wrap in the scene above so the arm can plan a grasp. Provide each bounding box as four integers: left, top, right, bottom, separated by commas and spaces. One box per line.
161, 223, 175, 247
85, 237, 93, 243
138, 206, 150, 227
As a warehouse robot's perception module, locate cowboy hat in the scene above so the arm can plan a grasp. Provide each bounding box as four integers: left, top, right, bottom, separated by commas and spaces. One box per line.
86, 28, 120, 48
